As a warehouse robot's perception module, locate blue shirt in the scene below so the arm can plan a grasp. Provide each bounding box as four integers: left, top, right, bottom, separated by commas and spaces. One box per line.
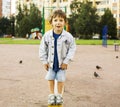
53, 32, 60, 72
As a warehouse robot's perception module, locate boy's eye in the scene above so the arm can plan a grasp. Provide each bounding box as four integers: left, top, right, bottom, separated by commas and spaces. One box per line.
54, 19, 57, 22
53, 19, 64, 22
60, 19, 64, 22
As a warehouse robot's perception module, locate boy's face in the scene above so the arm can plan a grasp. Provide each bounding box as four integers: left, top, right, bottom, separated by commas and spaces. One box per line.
52, 16, 65, 34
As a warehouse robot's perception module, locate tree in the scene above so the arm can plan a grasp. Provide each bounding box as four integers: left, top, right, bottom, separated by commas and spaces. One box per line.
69, 0, 100, 39
15, 3, 42, 37
100, 8, 117, 39
10, 15, 15, 36
18, 16, 30, 37
0, 17, 11, 36
68, 0, 81, 37
15, 4, 25, 37
29, 4, 42, 32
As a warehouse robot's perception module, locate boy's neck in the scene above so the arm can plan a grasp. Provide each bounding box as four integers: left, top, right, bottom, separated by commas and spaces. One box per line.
53, 29, 63, 35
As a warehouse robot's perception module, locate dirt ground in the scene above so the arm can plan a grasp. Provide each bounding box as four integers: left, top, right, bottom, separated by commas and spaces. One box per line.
0, 44, 120, 107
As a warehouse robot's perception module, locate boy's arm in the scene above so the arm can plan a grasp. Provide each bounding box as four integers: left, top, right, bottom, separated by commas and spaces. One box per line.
63, 37, 76, 64
39, 36, 48, 65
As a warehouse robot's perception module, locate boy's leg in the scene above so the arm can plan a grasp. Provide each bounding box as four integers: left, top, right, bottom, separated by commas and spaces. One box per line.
45, 69, 56, 105
55, 70, 65, 104
45, 69, 56, 94
56, 82, 64, 105
57, 82, 64, 94
48, 80, 55, 94
48, 80, 56, 105
56, 69, 65, 94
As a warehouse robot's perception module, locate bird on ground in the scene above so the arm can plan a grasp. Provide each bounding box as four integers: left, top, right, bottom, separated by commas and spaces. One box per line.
96, 65, 102, 70
94, 72, 100, 78
19, 60, 22, 64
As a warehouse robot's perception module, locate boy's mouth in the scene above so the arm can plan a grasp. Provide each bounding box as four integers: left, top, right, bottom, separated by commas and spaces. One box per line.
56, 26, 61, 28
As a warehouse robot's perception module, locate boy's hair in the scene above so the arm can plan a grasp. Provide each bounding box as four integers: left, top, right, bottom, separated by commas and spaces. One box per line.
49, 9, 67, 24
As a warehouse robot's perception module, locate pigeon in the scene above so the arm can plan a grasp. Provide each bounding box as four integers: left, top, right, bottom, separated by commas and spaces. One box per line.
19, 60, 22, 64
96, 65, 102, 70
94, 72, 100, 78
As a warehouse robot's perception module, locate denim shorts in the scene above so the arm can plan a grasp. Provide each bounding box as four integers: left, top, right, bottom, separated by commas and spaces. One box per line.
45, 68, 66, 82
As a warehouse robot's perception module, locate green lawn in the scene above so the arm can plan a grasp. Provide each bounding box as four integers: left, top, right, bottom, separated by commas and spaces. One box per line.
0, 38, 119, 45
75, 39, 118, 45
0, 38, 40, 45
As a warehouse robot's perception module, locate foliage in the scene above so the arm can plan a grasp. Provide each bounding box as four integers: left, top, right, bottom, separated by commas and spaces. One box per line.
0, 17, 11, 36
15, 4, 26, 37
100, 8, 117, 39
68, 0, 100, 39
29, 4, 42, 31
15, 3, 42, 37
10, 15, 15, 36
18, 16, 30, 37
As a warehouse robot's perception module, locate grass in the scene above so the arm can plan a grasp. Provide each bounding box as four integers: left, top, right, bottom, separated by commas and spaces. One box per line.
0, 38, 119, 45
75, 39, 119, 45
0, 38, 40, 45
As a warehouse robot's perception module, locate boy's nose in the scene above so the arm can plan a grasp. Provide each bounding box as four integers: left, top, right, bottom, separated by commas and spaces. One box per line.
57, 22, 60, 24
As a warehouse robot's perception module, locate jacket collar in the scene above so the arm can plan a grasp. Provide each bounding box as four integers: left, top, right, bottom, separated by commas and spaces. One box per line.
49, 29, 66, 38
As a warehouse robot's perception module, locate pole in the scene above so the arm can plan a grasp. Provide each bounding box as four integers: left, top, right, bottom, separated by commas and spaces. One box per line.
42, 6, 45, 35
57, 0, 60, 8
64, 6, 67, 30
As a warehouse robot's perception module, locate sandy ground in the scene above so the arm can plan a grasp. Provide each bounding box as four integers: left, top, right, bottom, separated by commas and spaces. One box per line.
0, 44, 120, 107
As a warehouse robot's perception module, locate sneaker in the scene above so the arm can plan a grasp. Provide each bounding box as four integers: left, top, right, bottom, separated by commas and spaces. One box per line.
55, 94, 63, 105
48, 94, 56, 105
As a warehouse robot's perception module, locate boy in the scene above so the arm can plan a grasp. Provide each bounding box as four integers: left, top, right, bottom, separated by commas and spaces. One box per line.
39, 9, 76, 105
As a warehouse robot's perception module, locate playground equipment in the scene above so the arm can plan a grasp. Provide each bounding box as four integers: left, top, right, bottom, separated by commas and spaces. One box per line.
114, 42, 119, 51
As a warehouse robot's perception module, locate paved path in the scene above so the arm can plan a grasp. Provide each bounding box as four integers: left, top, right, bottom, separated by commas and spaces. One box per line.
0, 45, 120, 107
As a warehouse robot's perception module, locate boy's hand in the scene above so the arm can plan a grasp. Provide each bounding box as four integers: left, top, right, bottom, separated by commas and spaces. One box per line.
44, 64, 49, 71
61, 63, 68, 70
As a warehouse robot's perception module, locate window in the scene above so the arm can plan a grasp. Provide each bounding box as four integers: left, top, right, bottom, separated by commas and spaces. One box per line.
101, 8, 105, 11
106, 0, 109, 4
113, 0, 117, 2
113, 14, 117, 18
112, 6, 117, 11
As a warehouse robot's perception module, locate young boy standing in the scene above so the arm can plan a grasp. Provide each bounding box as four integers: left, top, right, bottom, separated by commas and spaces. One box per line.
39, 9, 76, 105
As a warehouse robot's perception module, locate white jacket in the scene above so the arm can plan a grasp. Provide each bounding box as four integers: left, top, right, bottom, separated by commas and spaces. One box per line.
39, 29, 76, 68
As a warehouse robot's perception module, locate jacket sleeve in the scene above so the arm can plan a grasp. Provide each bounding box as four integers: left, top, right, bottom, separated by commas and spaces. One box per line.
63, 35, 76, 64
39, 35, 48, 64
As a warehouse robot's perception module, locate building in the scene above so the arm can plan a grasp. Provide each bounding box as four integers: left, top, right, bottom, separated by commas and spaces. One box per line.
111, 0, 120, 37
16, 0, 43, 11
0, 0, 11, 17
2, 0, 11, 17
